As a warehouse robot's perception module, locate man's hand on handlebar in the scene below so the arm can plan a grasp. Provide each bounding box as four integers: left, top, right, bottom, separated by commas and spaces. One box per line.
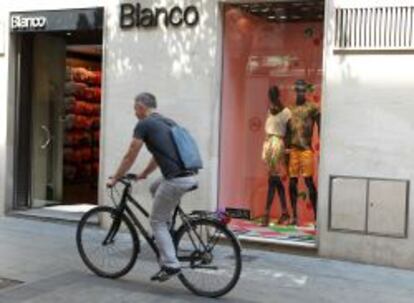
106, 176, 118, 188
106, 173, 146, 188
136, 172, 148, 181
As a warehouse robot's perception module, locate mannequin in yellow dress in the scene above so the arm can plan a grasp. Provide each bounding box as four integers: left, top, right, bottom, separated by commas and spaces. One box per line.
262, 86, 291, 226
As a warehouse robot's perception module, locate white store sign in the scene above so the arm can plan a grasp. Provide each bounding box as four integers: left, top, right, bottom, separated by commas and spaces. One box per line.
10, 15, 47, 31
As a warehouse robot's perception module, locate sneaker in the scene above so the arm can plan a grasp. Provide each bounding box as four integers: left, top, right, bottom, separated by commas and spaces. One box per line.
150, 266, 181, 282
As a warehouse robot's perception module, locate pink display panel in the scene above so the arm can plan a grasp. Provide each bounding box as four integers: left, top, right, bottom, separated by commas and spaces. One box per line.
219, 6, 323, 225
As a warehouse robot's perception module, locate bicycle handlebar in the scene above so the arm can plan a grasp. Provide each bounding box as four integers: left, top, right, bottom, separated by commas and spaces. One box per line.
118, 174, 138, 186
107, 174, 138, 188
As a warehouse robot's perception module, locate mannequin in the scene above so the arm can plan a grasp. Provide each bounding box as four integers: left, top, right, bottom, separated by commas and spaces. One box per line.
286, 80, 320, 225
261, 86, 291, 226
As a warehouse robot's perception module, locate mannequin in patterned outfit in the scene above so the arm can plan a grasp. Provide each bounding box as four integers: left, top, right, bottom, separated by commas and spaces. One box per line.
287, 80, 320, 225
262, 86, 291, 226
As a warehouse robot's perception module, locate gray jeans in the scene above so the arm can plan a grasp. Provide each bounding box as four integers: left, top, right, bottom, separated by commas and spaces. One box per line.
150, 175, 198, 269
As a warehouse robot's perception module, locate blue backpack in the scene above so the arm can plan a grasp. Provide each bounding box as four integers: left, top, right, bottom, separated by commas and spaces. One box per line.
170, 125, 203, 171
159, 116, 203, 172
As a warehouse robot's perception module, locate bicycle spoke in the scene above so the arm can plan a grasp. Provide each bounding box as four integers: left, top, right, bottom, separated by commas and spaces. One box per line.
206, 228, 221, 252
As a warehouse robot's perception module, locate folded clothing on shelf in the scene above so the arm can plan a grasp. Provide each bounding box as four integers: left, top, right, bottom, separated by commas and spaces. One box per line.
64, 147, 93, 163
64, 132, 92, 146
65, 100, 100, 116
65, 114, 101, 130
83, 87, 101, 103
63, 64, 102, 184
64, 81, 87, 97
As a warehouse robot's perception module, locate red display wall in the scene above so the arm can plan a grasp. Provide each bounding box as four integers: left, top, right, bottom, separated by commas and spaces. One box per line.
219, 7, 323, 225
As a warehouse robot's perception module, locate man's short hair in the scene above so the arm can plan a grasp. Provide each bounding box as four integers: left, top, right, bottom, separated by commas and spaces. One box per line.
135, 92, 157, 109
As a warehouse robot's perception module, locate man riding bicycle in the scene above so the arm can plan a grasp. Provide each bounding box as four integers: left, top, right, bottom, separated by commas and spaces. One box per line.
107, 92, 198, 282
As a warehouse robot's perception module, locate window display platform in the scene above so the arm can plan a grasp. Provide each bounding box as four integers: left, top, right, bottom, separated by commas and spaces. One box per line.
229, 218, 317, 248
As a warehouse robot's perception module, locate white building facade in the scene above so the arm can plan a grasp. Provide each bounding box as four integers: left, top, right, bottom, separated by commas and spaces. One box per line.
0, 0, 413, 270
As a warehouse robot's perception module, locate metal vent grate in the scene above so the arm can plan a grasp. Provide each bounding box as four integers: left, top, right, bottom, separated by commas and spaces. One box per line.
335, 7, 414, 51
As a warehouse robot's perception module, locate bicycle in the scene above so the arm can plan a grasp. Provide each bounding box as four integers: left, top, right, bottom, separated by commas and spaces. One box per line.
76, 174, 242, 298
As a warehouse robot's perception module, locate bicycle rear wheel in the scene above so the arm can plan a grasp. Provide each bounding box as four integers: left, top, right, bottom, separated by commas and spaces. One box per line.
76, 206, 139, 279
174, 218, 242, 298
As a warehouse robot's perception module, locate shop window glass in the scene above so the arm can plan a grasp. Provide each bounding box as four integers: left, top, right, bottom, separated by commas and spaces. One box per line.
219, 4, 323, 243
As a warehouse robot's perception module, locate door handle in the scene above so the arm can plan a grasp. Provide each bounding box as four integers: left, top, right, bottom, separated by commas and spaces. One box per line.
41, 125, 52, 149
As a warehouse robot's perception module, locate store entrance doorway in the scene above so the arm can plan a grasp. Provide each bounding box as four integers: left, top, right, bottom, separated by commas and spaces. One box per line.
13, 9, 103, 217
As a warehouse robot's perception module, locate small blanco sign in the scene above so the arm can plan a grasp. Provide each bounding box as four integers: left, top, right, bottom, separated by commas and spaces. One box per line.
11, 15, 47, 30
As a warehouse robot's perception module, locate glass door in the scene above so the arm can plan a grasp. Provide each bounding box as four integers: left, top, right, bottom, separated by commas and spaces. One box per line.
31, 34, 66, 207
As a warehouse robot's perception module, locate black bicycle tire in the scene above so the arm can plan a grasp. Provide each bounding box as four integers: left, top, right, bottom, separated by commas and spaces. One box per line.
76, 206, 140, 279
174, 218, 242, 298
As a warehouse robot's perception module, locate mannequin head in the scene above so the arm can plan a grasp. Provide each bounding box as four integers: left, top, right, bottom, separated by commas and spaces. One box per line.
268, 86, 281, 115
294, 79, 307, 105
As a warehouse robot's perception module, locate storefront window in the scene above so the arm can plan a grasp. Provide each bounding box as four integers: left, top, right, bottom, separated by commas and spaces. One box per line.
219, 3, 324, 244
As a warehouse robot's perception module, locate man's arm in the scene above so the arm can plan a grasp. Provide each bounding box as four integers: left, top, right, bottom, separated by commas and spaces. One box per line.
110, 138, 144, 183
138, 157, 158, 179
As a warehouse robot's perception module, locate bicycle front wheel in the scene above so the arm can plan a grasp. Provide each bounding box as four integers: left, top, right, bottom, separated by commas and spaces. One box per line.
174, 219, 242, 298
76, 206, 139, 279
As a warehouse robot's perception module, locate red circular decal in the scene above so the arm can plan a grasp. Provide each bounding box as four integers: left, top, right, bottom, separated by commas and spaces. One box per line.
249, 117, 262, 132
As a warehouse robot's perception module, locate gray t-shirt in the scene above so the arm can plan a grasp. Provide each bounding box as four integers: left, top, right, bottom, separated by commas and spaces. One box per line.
133, 113, 184, 179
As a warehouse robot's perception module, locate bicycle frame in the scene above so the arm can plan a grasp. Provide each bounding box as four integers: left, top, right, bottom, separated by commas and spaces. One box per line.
111, 182, 158, 258
111, 182, 208, 261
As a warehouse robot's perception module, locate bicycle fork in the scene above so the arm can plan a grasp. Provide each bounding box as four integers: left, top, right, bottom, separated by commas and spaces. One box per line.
102, 211, 123, 245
